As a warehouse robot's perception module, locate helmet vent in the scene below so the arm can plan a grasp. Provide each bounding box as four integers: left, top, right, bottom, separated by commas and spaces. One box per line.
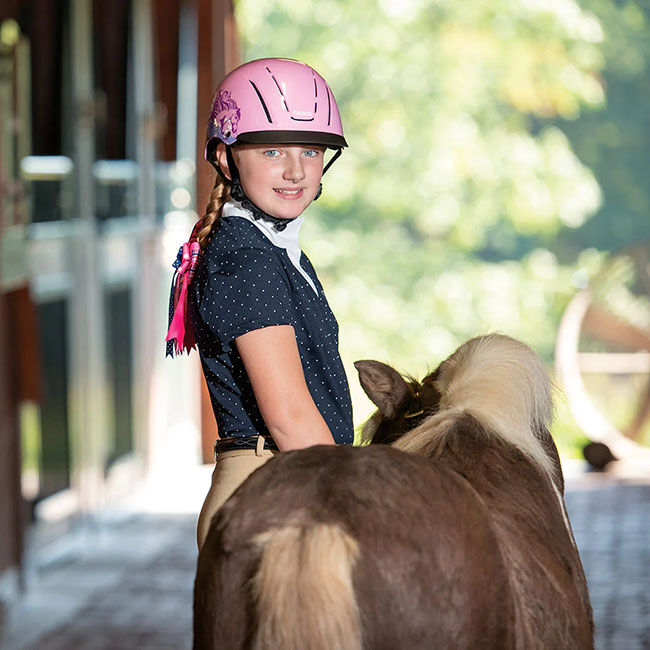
313, 76, 318, 113
326, 88, 332, 126
266, 67, 290, 112
249, 80, 273, 123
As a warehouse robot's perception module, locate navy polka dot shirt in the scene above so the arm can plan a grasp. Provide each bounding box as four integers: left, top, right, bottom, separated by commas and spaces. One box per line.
189, 212, 354, 445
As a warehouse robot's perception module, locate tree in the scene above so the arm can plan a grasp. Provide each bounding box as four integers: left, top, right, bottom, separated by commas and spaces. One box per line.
235, 0, 646, 448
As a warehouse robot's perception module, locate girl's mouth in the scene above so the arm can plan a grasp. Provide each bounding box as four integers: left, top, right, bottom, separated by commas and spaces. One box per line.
274, 188, 304, 199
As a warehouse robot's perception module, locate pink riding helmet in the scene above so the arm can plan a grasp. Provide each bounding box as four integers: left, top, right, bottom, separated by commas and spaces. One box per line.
205, 58, 347, 161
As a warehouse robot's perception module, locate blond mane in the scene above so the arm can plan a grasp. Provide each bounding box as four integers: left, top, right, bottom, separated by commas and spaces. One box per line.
394, 334, 556, 479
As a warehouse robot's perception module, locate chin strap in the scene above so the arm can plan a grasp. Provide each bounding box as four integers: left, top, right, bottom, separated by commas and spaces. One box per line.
322, 147, 342, 176
229, 180, 295, 231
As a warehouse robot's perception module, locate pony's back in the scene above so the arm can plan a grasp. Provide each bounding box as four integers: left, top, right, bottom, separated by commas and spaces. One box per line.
194, 445, 514, 650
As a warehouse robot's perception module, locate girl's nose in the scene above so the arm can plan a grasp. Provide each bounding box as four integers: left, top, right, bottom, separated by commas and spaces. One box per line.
282, 152, 306, 183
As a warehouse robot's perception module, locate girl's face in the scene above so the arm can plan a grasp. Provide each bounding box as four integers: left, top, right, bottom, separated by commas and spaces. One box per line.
217, 143, 326, 220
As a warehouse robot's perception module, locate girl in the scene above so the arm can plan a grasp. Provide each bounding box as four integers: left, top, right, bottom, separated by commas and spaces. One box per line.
165, 58, 354, 549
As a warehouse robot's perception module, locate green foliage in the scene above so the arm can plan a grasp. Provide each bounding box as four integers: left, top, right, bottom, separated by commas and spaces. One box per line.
235, 0, 649, 453
553, 0, 650, 258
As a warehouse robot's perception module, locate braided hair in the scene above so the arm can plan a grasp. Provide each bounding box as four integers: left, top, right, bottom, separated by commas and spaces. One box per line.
196, 175, 231, 250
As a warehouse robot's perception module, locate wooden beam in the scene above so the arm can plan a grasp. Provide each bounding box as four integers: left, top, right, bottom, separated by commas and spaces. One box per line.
195, 0, 240, 462
583, 304, 650, 351
152, 0, 180, 161
0, 289, 27, 575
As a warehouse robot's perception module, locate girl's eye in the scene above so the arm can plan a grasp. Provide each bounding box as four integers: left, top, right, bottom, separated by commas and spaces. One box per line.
303, 149, 322, 158
263, 149, 281, 158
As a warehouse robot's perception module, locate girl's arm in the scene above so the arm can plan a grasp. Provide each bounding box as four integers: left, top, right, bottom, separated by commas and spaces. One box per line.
235, 325, 336, 451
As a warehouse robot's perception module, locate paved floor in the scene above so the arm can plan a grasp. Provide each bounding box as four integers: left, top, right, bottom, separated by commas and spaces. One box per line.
567, 481, 650, 650
1, 467, 649, 650
2, 514, 196, 650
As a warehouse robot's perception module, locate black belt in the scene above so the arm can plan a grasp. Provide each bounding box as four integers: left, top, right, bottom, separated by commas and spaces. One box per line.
213, 435, 279, 458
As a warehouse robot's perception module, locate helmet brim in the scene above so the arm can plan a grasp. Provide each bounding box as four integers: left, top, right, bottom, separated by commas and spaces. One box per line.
204, 130, 348, 163
236, 130, 347, 149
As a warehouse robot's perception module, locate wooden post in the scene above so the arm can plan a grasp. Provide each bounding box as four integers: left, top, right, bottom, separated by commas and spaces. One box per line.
0, 291, 24, 579
0, 9, 31, 585
195, 0, 240, 462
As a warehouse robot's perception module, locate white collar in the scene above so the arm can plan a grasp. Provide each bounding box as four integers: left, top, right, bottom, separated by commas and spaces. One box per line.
222, 199, 318, 295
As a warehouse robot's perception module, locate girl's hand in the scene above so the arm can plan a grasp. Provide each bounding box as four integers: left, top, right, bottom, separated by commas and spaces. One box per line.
235, 325, 335, 451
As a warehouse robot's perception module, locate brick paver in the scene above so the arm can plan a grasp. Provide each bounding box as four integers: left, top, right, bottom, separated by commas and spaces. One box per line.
3, 515, 197, 650
2, 478, 649, 649
566, 482, 650, 650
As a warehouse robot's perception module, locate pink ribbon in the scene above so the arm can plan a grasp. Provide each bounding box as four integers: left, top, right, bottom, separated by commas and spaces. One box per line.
165, 225, 202, 357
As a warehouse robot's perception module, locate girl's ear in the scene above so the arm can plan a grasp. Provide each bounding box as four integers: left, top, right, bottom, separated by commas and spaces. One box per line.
354, 360, 410, 419
215, 143, 232, 181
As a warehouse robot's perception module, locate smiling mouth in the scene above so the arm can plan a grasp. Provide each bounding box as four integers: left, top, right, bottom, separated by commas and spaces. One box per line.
274, 188, 304, 197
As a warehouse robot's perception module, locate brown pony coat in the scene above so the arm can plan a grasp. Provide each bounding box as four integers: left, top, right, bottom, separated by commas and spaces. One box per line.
193, 335, 593, 649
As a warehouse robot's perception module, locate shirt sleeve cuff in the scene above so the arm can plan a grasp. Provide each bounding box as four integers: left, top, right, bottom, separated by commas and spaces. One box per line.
218, 320, 295, 353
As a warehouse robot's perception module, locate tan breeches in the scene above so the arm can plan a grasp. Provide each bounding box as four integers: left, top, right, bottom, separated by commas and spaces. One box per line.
196, 442, 278, 550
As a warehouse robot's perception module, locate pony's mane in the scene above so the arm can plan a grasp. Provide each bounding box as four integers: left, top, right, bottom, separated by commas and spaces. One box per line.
393, 334, 556, 478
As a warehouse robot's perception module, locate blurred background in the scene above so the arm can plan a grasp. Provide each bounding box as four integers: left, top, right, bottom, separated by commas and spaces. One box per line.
0, 0, 649, 648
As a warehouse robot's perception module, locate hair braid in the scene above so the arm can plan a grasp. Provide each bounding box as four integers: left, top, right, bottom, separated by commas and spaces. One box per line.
197, 175, 231, 249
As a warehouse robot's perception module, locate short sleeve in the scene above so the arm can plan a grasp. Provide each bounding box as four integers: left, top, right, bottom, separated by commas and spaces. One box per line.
199, 247, 294, 351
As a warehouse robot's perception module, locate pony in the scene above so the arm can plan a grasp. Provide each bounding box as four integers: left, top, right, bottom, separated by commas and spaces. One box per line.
193, 334, 593, 649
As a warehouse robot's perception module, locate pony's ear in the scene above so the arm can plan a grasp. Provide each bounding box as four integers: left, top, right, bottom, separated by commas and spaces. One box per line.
354, 360, 410, 419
